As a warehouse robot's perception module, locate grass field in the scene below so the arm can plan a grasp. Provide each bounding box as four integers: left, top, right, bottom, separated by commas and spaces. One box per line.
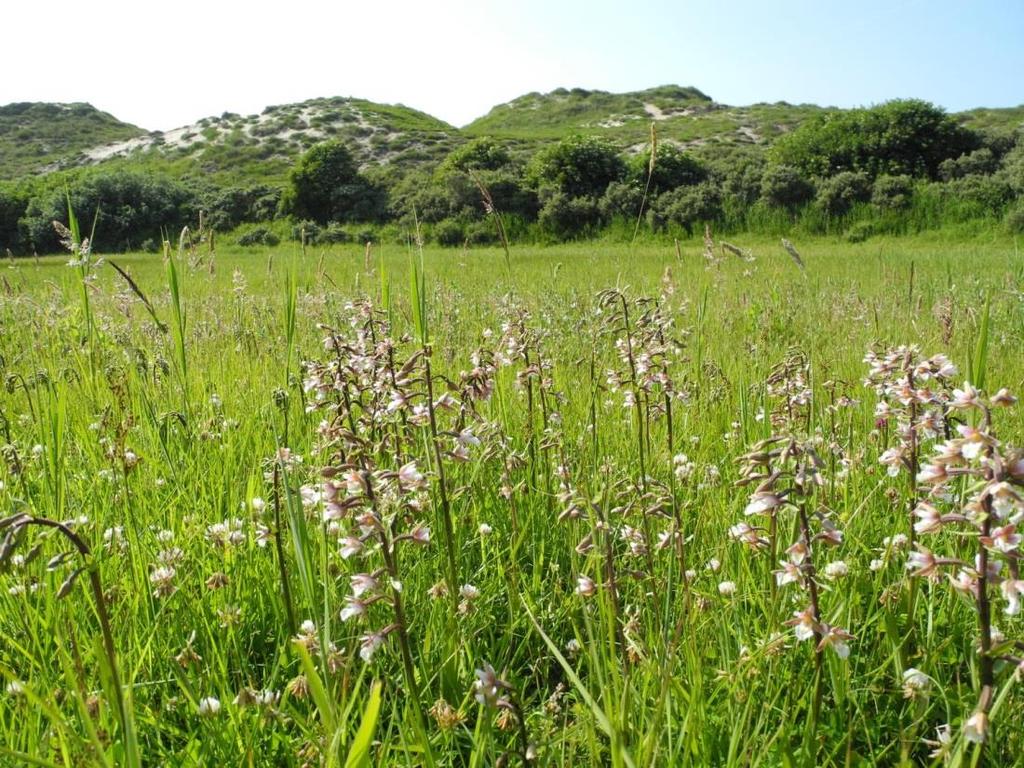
1, 233, 1023, 766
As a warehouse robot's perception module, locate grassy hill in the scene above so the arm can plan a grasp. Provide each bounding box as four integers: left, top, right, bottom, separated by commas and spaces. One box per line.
0, 102, 146, 180
8, 97, 463, 186
463, 85, 829, 149
2, 88, 1022, 187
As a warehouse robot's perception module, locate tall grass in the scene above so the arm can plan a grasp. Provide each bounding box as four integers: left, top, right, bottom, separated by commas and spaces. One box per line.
0, 235, 1023, 765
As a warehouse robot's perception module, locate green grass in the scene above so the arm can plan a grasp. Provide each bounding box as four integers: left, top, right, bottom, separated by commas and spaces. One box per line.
1, 233, 1023, 765
0, 102, 145, 180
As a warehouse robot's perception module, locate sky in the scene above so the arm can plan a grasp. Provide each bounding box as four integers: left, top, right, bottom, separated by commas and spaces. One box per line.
4, 0, 1023, 131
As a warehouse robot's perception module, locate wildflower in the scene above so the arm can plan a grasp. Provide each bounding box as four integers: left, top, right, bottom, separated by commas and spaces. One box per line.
745, 492, 783, 516
916, 463, 948, 485
729, 521, 764, 548
878, 447, 904, 476
429, 698, 466, 730
913, 503, 943, 535
473, 664, 510, 707
906, 548, 938, 577
983, 524, 1021, 554
205, 572, 229, 590
286, 675, 310, 699
1001, 579, 1024, 615
926, 724, 953, 760
149, 566, 177, 598
198, 697, 221, 717
673, 453, 695, 481
478, 522, 493, 536
398, 461, 426, 491
340, 597, 369, 623
294, 621, 319, 652
991, 388, 1017, 407
350, 573, 379, 598
786, 607, 817, 642
359, 631, 387, 662
718, 581, 737, 597
775, 560, 802, 586
816, 624, 853, 659
963, 710, 988, 744
576, 576, 596, 597
340, 537, 364, 559
457, 428, 481, 448
949, 382, 981, 410
901, 668, 930, 698
823, 560, 848, 580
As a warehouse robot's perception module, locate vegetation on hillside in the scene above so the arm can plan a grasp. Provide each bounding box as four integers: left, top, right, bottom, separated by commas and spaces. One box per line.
1, 90, 1022, 255
0, 102, 145, 180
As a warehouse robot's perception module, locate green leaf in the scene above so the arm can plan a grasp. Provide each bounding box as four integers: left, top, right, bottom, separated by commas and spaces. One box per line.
971, 292, 991, 391
344, 681, 383, 768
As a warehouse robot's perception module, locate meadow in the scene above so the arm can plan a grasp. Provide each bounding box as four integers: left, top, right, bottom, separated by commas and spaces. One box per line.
1, 230, 1023, 766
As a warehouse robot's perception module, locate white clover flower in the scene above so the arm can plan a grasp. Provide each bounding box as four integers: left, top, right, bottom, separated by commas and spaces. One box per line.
963, 711, 988, 744
823, 560, 848, 580
576, 576, 596, 598
198, 697, 221, 717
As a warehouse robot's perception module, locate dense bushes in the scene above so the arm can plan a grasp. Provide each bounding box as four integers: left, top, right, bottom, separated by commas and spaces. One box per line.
23, 171, 196, 253
770, 99, 977, 179
0, 185, 28, 253
815, 172, 871, 217
527, 135, 626, 198
279, 140, 386, 223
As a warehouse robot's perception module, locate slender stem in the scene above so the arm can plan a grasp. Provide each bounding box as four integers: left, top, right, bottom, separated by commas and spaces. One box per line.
273, 464, 297, 636
423, 350, 460, 613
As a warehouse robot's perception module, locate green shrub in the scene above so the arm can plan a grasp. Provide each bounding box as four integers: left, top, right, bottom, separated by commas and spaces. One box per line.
844, 221, 875, 243
938, 148, 998, 181
1004, 203, 1024, 234
280, 140, 387, 224
599, 181, 645, 220
434, 219, 465, 246
760, 165, 814, 209
628, 144, 705, 192
527, 135, 626, 198
770, 99, 977, 179
464, 219, 499, 245
236, 227, 280, 247
815, 171, 871, 217
23, 171, 196, 253
872, 175, 915, 211
537, 190, 600, 239
651, 183, 723, 234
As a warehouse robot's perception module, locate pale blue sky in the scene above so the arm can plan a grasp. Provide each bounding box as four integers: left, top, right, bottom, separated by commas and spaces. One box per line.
4, 0, 1022, 130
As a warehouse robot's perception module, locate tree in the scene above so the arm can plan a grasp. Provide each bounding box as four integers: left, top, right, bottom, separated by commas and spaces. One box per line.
22, 171, 195, 253
0, 184, 28, 254
770, 99, 978, 180
281, 141, 385, 224
527, 135, 626, 198
629, 143, 705, 192
438, 137, 512, 175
